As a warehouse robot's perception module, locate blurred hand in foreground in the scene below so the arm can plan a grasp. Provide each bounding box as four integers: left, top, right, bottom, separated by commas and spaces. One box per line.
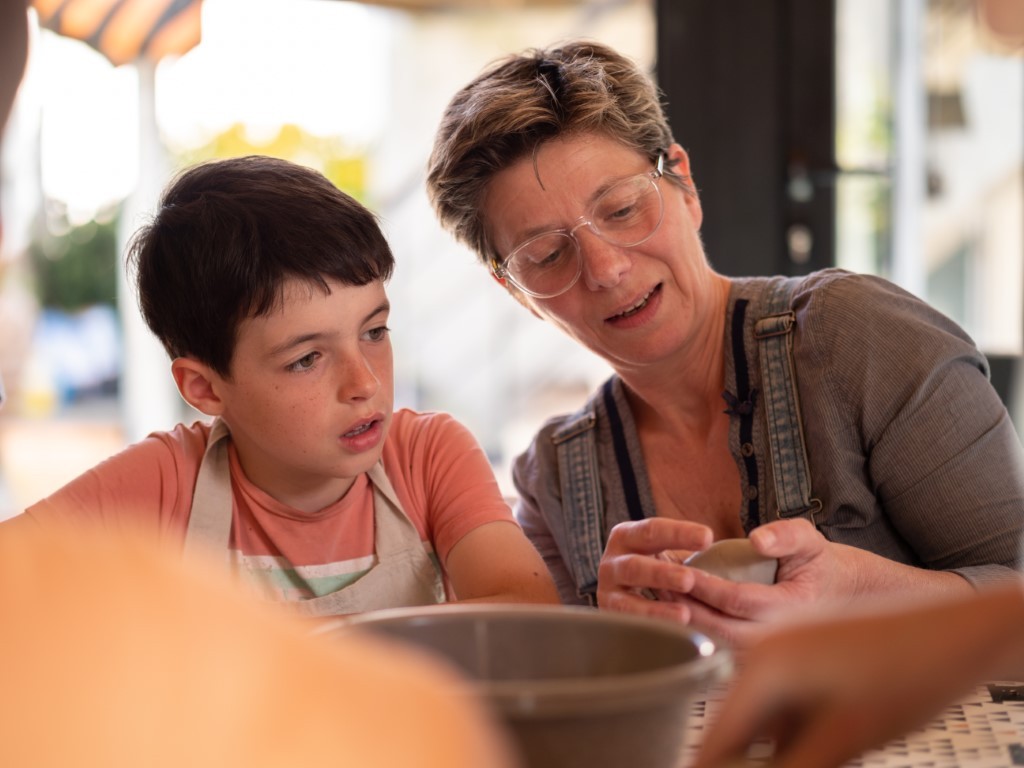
693, 582, 1024, 768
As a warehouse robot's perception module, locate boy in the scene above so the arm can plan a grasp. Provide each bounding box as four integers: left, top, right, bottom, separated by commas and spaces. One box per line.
9, 154, 558, 615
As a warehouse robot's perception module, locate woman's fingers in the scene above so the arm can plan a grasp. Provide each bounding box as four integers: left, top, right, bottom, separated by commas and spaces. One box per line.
598, 550, 697, 596
596, 519, 714, 619
605, 518, 714, 556
599, 587, 692, 624
750, 518, 824, 561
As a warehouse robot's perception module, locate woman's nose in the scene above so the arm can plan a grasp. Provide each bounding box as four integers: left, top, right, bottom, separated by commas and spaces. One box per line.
578, 229, 632, 291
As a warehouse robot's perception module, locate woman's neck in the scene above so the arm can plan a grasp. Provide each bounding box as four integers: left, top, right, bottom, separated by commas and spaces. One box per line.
618, 275, 732, 437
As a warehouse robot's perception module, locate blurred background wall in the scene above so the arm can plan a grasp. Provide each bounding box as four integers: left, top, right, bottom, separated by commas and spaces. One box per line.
0, 0, 1020, 518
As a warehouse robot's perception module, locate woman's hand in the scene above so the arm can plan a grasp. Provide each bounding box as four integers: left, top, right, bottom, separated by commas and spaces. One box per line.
670, 518, 976, 647
597, 517, 974, 648
597, 518, 842, 633
596, 518, 713, 623
659, 518, 856, 647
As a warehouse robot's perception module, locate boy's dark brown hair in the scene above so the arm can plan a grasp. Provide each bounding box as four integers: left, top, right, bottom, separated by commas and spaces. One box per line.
127, 155, 393, 377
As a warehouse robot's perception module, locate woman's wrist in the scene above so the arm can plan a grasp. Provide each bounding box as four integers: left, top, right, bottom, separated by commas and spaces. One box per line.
835, 542, 975, 602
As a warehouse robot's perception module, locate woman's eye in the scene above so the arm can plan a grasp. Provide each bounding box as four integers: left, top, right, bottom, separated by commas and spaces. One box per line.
598, 196, 641, 224
522, 242, 567, 270
365, 326, 390, 342
286, 351, 320, 372
537, 248, 566, 268
607, 202, 638, 221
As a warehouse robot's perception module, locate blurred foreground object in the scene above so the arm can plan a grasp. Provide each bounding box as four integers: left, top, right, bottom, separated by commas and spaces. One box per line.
977, 0, 1024, 48
693, 583, 1024, 768
0, 522, 517, 768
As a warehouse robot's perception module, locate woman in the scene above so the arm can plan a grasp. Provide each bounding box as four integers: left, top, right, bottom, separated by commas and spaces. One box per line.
426, 40, 1024, 647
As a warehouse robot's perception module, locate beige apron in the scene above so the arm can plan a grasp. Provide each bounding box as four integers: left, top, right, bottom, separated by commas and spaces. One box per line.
183, 418, 445, 616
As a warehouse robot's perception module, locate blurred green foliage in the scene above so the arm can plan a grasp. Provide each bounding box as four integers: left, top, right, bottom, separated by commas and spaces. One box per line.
29, 208, 120, 310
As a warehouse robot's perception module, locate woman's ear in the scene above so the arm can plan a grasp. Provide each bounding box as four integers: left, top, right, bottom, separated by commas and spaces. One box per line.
171, 358, 224, 416
666, 143, 703, 230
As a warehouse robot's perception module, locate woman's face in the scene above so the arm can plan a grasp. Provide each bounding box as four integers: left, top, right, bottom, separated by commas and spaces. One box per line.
482, 132, 721, 373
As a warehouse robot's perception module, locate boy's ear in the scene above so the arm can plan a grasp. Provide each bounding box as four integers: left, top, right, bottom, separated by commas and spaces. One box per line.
171, 358, 225, 416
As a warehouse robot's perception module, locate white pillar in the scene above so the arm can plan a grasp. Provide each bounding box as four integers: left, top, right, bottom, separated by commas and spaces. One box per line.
117, 58, 179, 443
891, 0, 927, 298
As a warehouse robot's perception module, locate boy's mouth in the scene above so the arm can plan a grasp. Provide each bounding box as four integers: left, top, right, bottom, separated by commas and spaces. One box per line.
343, 420, 376, 438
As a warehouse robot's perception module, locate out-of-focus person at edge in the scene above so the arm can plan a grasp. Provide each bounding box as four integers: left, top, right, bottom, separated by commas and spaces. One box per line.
691, 2, 1024, 767
0, 524, 518, 768
425, 25, 1024, 649
0, 4, 517, 766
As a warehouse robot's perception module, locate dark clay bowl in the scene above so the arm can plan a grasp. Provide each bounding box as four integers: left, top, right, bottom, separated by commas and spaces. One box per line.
332, 604, 730, 768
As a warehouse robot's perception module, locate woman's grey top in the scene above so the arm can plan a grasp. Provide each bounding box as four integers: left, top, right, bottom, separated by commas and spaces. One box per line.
513, 269, 1024, 604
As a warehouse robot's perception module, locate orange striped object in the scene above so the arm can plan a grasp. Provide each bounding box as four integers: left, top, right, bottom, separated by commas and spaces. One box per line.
32, 0, 202, 66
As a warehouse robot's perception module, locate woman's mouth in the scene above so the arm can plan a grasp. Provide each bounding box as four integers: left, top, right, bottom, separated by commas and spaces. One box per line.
607, 284, 661, 322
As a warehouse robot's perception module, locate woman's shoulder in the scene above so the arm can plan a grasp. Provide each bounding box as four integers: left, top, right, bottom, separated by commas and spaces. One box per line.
794, 267, 908, 305
792, 268, 977, 348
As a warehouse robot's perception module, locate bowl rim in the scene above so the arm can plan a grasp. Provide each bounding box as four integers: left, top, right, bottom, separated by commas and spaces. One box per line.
331, 603, 732, 718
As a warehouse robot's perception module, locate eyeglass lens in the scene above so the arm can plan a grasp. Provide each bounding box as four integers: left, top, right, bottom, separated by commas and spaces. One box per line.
507, 174, 662, 297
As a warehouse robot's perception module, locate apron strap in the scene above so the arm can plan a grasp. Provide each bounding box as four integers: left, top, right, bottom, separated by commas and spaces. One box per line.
553, 407, 602, 606
183, 418, 233, 562
753, 278, 822, 525
365, 462, 419, 558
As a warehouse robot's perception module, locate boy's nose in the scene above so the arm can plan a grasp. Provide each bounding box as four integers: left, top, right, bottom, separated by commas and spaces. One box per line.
339, 356, 380, 401
579, 230, 631, 291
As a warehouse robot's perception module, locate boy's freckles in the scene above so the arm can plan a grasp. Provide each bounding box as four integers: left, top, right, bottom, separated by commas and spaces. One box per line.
212, 278, 395, 509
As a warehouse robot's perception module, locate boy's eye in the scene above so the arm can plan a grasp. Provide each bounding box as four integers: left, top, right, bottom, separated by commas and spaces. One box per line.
365, 326, 390, 342
286, 351, 320, 372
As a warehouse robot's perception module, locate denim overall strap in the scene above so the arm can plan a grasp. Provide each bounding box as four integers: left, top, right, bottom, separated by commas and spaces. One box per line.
753, 277, 822, 525
553, 406, 603, 605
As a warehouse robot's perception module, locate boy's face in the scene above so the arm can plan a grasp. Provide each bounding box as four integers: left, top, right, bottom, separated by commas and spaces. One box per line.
213, 277, 394, 511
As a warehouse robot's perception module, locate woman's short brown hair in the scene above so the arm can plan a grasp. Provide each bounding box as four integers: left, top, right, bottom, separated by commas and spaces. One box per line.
427, 39, 684, 266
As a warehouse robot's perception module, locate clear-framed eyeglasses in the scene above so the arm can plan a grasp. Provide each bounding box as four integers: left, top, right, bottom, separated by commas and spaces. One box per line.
491, 154, 666, 299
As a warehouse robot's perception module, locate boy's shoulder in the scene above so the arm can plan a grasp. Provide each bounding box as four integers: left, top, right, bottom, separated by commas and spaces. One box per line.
389, 407, 459, 433
388, 408, 463, 445
385, 408, 481, 462
147, 419, 216, 460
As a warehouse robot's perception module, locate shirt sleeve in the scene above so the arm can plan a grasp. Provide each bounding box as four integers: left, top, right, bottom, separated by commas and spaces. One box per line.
21, 423, 205, 542
797, 272, 1024, 585
385, 410, 517, 565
